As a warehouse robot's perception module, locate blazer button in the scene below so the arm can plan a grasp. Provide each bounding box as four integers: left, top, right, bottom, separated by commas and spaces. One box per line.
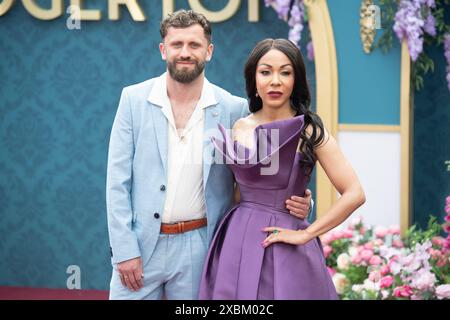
160, 185, 166, 191
154, 213, 160, 219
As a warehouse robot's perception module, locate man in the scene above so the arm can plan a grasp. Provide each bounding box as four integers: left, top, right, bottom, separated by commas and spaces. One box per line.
106, 9, 312, 300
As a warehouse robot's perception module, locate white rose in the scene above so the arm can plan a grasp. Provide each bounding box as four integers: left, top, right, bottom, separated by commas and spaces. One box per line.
363, 279, 380, 292
332, 273, 349, 294
348, 246, 358, 257
352, 284, 364, 293
337, 253, 351, 270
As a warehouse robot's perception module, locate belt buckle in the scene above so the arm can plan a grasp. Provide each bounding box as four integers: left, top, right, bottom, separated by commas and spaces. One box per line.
177, 221, 185, 233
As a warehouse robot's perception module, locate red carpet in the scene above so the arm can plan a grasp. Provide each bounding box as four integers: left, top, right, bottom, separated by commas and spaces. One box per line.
0, 286, 109, 300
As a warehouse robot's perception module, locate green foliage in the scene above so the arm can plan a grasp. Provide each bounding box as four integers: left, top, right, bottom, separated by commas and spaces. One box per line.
374, 0, 397, 53
344, 265, 368, 284
404, 215, 442, 247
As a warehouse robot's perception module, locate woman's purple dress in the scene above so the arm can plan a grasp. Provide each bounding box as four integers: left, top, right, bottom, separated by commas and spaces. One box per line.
198, 115, 338, 300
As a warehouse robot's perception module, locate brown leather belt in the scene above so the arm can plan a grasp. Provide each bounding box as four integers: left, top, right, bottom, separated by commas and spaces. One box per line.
160, 218, 207, 234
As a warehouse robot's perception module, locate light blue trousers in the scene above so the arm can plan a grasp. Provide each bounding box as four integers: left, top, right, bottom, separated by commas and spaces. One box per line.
109, 227, 208, 300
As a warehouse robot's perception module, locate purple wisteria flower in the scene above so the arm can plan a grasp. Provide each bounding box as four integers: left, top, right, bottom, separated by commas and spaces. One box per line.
288, 1, 304, 46
393, 0, 437, 61
423, 14, 436, 36
444, 34, 450, 91
265, 0, 291, 20
267, 0, 313, 60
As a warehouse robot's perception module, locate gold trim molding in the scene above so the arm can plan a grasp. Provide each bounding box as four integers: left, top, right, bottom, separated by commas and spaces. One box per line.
400, 40, 412, 235
0, 0, 15, 16
339, 124, 401, 132
304, 0, 339, 219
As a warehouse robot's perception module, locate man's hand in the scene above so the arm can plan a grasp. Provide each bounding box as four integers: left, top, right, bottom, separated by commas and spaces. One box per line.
117, 257, 144, 291
285, 189, 312, 219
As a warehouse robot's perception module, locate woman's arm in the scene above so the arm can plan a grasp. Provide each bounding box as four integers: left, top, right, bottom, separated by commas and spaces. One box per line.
303, 128, 366, 238
263, 126, 365, 247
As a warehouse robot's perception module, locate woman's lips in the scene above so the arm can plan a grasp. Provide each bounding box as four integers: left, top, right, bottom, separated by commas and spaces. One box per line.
267, 92, 283, 98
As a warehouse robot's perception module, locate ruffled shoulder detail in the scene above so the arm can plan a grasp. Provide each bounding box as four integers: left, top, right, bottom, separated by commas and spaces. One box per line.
212, 115, 305, 168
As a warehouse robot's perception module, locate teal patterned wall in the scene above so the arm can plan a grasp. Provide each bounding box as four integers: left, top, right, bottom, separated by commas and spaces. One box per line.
0, 0, 316, 289
327, 0, 401, 125
412, 42, 450, 230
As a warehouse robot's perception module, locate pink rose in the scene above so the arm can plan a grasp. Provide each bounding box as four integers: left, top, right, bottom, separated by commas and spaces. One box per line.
435, 284, 450, 300
392, 239, 404, 248
323, 245, 332, 258
351, 253, 362, 265
437, 257, 447, 267
431, 236, 446, 247
393, 285, 413, 298
444, 236, 450, 250
374, 226, 388, 238
369, 270, 381, 282
364, 242, 374, 250
361, 249, 374, 262
443, 224, 450, 233
374, 239, 384, 247
329, 232, 338, 242
388, 259, 401, 275
369, 255, 382, 265
428, 248, 442, 260
388, 225, 400, 235
334, 230, 345, 240
380, 265, 390, 276
343, 229, 353, 238
380, 276, 394, 289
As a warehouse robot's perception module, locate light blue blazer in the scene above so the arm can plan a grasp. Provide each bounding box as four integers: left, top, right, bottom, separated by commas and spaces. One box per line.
106, 77, 248, 265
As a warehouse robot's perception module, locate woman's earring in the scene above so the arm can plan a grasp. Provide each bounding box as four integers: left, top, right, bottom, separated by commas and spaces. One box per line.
255, 92, 259, 97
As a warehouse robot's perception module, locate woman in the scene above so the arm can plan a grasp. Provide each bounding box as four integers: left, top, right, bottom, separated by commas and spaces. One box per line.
198, 39, 365, 299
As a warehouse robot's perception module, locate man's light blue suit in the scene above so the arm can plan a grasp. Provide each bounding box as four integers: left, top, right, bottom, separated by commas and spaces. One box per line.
106, 76, 248, 299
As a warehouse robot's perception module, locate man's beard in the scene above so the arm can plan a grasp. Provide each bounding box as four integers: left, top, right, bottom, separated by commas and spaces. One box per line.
167, 59, 205, 83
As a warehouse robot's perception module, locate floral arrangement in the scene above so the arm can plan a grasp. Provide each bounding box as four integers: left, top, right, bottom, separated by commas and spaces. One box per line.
267, 0, 450, 90
322, 196, 450, 300
265, 0, 315, 61
375, 0, 450, 91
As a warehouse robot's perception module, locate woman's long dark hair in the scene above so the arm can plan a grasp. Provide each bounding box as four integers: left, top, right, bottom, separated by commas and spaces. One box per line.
244, 38, 326, 176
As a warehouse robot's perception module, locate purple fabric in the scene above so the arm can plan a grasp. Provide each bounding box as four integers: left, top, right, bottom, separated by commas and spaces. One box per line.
199, 115, 338, 300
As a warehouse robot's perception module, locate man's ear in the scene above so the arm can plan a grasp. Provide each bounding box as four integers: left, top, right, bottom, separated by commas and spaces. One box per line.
159, 43, 166, 60
205, 43, 214, 62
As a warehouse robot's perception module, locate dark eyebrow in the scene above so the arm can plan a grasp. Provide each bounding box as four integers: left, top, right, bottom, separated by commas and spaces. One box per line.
257, 63, 292, 68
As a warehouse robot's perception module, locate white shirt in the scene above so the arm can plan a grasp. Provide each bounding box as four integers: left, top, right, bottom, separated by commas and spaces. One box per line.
147, 73, 217, 223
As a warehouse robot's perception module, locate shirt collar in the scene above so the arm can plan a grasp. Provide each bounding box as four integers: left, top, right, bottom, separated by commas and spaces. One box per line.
147, 72, 217, 109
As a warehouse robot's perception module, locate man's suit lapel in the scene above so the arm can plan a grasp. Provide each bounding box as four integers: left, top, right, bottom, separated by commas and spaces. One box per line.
150, 104, 168, 176
203, 105, 220, 190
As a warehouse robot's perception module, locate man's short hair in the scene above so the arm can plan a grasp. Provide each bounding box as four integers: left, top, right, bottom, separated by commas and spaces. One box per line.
160, 9, 212, 43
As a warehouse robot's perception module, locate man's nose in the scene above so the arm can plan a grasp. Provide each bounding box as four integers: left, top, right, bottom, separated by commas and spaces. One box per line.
179, 45, 191, 59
